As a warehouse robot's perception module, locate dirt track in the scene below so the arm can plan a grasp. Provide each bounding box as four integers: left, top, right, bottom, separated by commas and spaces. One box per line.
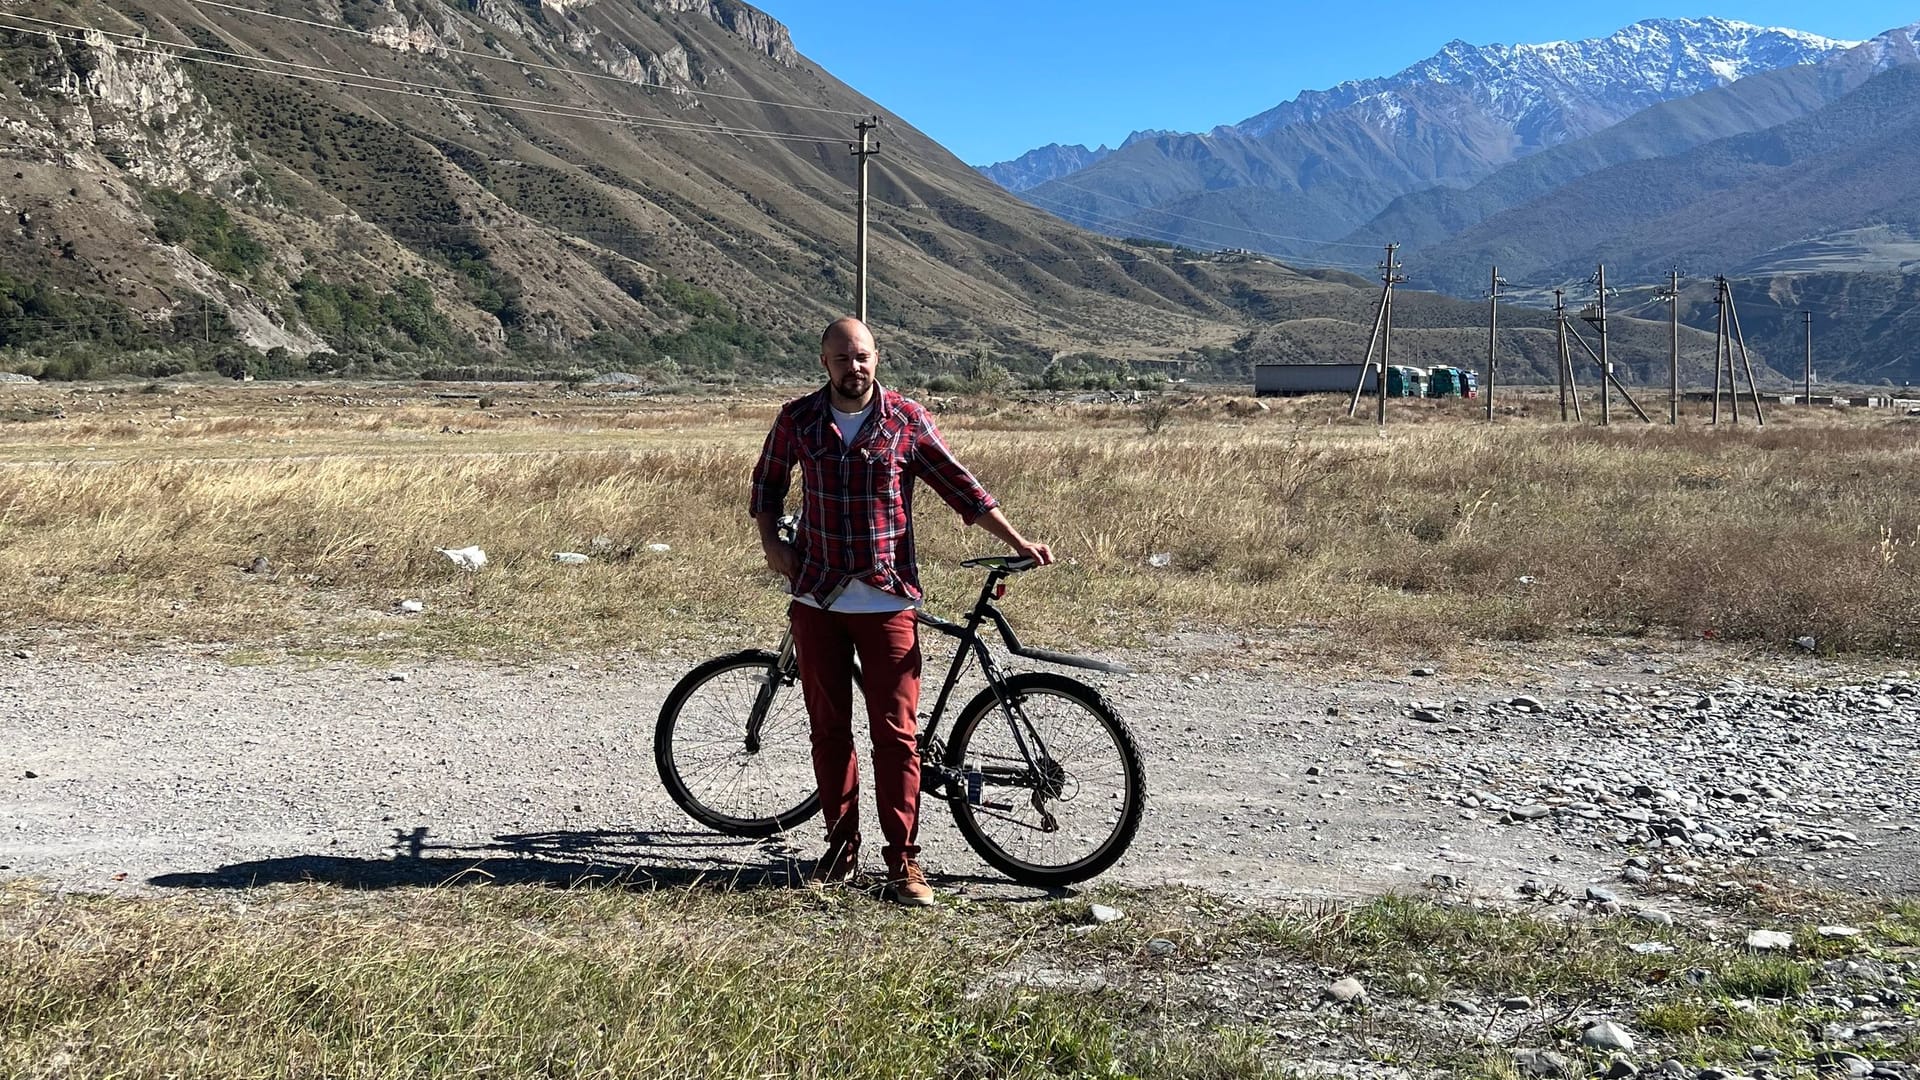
4, 636, 1916, 902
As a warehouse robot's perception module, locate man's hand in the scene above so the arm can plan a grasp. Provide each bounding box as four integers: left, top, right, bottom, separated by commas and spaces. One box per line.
977, 508, 1053, 567
1010, 539, 1053, 566
763, 539, 799, 580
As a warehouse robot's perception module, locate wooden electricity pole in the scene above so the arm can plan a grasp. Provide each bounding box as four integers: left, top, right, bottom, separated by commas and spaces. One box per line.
1664, 270, 1680, 425
1728, 278, 1743, 422
1802, 310, 1814, 405
1725, 283, 1765, 426
1596, 266, 1611, 426
1346, 243, 1404, 424
1486, 266, 1504, 421
851, 116, 879, 322
1554, 289, 1582, 422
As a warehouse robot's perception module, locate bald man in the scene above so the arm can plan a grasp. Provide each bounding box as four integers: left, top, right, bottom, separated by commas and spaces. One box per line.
749, 317, 1051, 906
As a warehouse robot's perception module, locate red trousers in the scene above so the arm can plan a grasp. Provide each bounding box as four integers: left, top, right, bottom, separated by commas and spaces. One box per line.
789, 603, 922, 872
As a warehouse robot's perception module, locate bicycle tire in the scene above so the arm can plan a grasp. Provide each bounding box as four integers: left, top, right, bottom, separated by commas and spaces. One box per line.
654, 649, 827, 838
944, 672, 1146, 887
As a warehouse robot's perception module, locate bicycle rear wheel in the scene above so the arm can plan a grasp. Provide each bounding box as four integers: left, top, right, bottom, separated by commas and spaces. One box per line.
944, 672, 1146, 887
654, 649, 827, 837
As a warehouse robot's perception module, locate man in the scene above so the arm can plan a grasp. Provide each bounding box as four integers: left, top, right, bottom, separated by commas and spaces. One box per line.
749, 317, 1051, 906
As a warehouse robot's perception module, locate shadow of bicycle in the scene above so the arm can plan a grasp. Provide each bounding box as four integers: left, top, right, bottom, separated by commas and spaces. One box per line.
148, 825, 801, 892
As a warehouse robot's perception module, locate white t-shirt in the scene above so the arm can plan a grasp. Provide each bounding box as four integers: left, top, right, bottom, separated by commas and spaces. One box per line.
792, 400, 916, 614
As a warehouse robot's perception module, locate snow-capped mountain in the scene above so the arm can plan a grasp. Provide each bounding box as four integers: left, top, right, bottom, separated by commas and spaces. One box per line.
1229, 18, 1860, 146
1008, 17, 1863, 256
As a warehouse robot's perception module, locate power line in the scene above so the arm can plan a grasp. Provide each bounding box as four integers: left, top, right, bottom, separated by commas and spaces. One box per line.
0, 15, 846, 146
186, 0, 867, 118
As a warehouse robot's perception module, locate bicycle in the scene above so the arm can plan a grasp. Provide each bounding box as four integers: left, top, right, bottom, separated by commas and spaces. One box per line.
654, 554, 1146, 887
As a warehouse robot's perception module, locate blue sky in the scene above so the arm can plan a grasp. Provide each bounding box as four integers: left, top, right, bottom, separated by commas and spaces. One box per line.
765, 3, 1918, 165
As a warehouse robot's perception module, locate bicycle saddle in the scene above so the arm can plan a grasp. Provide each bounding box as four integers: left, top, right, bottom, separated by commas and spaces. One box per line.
960, 555, 1039, 572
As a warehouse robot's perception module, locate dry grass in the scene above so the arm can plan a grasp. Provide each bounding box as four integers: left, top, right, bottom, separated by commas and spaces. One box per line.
1, 382, 1916, 660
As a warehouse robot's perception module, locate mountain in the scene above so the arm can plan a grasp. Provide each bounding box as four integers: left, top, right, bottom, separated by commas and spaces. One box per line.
974, 129, 1178, 192
1411, 61, 1920, 298
0, 0, 1272, 376
1330, 22, 1920, 265
1012, 19, 1855, 257
976, 142, 1113, 192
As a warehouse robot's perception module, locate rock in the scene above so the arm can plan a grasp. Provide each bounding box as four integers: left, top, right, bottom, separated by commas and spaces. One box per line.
1634, 908, 1675, 927
1146, 552, 1172, 568
1604, 1054, 1641, 1079
1812, 1051, 1873, 1077
550, 552, 590, 564
1745, 930, 1793, 952
1411, 667, 1437, 677
10, 650, 28, 660
1088, 904, 1123, 925
1500, 995, 1535, 1011
1514, 1049, 1573, 1078
646, 543, 672, 553
1816, 925, 1862, 938
22, 770, 37, 779
1582, 1020, 1636, 1053
1587, 886, 1621, 904
1510, 694, 1545, 711
1412, 708, 1445, 723
386, 672, 409, 683
245, 555, 272, 574
1629, 942, 1675, 954
1622, 867, 1653, 885
1509, 804, 1552, 821
1146, 938, 1176, 956
1323, 976, 1366, 1004
397, 599, 425, 614
1443, 997, 1479, 1014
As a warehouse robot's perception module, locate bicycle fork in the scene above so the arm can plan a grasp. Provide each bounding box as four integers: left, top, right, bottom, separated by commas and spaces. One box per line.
744, 629, 797, 754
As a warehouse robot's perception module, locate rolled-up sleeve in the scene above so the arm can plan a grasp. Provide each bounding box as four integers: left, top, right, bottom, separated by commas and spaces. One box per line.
911, 416, 998, 526
749, 408, 797, 518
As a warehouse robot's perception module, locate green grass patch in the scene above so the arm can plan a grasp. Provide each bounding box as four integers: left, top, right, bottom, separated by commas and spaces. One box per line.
1717, 955, 1813, 999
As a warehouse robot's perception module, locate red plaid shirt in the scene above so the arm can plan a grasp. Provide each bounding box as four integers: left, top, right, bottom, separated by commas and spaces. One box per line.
750, 385, 998, 606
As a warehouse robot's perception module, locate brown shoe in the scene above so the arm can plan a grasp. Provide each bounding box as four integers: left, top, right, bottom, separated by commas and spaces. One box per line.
886, 860, 935, 908
804, 837, 859, 889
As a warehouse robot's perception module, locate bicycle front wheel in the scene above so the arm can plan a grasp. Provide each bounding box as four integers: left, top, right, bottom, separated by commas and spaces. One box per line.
945, 672, 1146, 887
655, 649, 824, 838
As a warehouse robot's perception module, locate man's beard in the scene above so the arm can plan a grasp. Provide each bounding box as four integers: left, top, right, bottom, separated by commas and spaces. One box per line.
837, 374, 870, 396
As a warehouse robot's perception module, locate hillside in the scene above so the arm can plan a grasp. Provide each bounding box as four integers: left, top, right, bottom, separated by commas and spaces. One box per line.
0, 0, 1271, 378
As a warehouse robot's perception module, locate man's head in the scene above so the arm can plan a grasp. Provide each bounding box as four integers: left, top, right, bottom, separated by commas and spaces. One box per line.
820, 317, 878, 408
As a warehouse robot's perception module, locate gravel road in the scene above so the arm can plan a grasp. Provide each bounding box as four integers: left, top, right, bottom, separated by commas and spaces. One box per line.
4, 638, 1917, 901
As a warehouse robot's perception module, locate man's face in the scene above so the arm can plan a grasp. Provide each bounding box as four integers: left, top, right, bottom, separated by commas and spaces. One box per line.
821, 323, 879, 403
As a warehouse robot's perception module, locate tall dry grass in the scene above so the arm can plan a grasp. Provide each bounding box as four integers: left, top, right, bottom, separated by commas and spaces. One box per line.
0, 385, 1915, 658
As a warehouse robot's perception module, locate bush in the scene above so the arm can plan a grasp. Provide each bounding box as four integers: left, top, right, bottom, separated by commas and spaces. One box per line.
145, 189, 268, 277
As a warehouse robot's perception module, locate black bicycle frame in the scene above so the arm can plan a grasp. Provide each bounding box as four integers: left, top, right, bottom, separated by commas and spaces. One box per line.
911, 567, 1129, 805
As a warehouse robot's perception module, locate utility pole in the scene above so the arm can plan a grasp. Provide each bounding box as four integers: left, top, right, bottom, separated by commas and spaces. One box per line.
1486, 265, 1504, 421
1725, 283, 1764, 426
851, 116, 879, 323
1710, 280, 1727, 425
203, 295, 210, 344
1378, 244, 1404, 427
1664, 270, 1680, 425
1578, 267, 1612, 424
1554, 289, 1570, 421
1345, 243, 1404, 424
1802, 310, 1814, 405
1596, 266, 1610, 427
